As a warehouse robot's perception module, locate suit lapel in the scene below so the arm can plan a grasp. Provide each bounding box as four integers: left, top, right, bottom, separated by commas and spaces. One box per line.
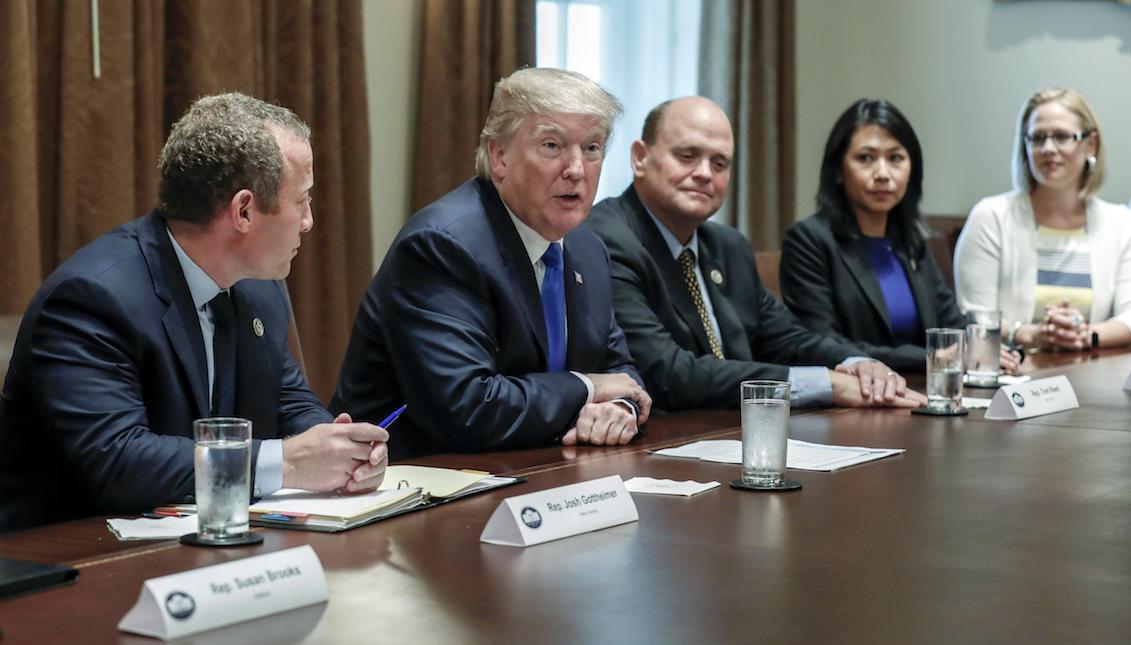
563, 246, 595, 368
479, 179, 551, 365
696, 234, 747, 360
230, 285, 278, 436
625, 192, 713, 355
901, 254, 936, 329
841, 239, 892, 331
138, 213, 211, 418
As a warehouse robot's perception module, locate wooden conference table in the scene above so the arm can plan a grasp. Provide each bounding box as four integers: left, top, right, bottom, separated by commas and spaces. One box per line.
2, 351, 1131, 643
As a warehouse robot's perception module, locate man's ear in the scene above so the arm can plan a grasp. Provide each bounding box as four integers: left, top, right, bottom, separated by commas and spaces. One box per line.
227, 190, 254, 233
487, 138, 508, 181
629, 140, 649, 179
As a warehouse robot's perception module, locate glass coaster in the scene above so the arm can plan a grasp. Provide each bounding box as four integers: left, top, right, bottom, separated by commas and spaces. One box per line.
911, 406, 969, 416
180, 532, 264, 548
964, 374, 1000, 389
730, 479, 802, 492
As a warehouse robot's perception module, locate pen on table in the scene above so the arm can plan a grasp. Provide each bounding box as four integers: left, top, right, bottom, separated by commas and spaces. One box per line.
378, 404, 407, 430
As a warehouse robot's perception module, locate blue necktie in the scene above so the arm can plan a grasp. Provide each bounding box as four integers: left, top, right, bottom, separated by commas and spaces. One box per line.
540, 242, 566, 372
210, 291, 237, 416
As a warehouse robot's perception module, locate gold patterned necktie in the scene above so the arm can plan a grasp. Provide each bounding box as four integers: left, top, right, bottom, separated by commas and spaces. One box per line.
678, 249, 725, 359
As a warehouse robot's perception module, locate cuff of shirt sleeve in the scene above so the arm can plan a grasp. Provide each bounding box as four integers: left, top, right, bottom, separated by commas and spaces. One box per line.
253, 439, 283, 498
788, 366, 833, 408
570, 371, 595, 404
610, 398, 640, 424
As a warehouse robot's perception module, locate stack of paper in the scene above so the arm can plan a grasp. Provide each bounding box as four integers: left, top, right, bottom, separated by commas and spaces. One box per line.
250, 487, 423, 532
653, 439, 904, 471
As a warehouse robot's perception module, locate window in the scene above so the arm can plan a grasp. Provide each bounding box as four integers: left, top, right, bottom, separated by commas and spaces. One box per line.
536, 0, 701, 202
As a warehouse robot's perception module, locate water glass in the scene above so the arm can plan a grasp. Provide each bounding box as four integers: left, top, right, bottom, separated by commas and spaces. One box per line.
966, 309, 1001, 387
193, 417, 252, 541
925, 329, 965, 413
740, 380, 791, 486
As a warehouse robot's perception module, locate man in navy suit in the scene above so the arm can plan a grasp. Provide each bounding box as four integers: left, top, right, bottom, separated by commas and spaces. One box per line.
333, 68, 651, 461
586, 97, 927, 411
0, 94, 389, 532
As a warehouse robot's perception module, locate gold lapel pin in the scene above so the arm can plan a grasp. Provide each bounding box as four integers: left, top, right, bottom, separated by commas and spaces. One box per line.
252, 318, 264, 338
710, 269, 723, 285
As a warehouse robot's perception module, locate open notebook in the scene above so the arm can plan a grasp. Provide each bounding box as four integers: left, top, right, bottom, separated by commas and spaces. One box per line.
249, 465, 522, 532
249, 487, 423, 532
378, 465, 516, 501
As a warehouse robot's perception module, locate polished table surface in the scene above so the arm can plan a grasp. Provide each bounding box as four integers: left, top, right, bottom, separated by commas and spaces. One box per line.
2, 350, 1130, 643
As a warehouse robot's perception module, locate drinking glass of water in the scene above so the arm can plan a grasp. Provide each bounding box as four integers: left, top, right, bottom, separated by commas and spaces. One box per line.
925, 328, 965, 413
734, 380, 800, 491
965, 309, 1001, 387
182, 417, 260, 546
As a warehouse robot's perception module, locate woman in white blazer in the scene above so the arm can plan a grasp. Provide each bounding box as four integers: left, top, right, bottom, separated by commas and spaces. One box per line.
954, 88, 1131, 352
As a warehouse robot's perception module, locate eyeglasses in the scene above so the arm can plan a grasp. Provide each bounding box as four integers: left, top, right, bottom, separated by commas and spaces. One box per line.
1024, 130, 1092, 149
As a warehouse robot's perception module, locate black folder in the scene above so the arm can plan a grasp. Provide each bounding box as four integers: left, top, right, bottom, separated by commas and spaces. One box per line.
0, 557, 79, 601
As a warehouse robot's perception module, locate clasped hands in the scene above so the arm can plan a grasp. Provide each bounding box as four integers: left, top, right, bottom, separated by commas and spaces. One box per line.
832, 361, 926, 408
1033, 301, 1091, 351
562, 373, 653, 447
281, 412, 389, 494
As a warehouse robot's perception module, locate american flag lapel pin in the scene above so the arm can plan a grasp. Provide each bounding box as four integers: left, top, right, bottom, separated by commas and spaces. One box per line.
574, 271, 583, 284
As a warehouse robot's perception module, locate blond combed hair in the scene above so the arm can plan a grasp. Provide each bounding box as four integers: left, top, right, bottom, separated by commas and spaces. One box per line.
474, 68, 623, 178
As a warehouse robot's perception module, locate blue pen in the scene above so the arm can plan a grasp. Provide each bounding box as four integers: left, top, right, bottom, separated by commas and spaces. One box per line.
378, 404, 407, 429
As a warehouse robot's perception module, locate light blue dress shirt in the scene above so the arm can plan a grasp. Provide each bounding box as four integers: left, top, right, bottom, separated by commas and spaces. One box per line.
167, 230, 283, 496
644, 210, 839, 407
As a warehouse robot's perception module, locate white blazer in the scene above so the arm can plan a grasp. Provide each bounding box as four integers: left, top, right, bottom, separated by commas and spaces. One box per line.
953, 190, 1131, 330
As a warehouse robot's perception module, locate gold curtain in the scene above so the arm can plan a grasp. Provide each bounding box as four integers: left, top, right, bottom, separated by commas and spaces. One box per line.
411, 0, 535, 212
699, 0, 796, 250
0, 0, 370, 402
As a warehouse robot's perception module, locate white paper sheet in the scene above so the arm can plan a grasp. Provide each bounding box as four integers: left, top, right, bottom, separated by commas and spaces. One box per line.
962, 396, 993, 409
998, 374, 1032, 385
653, 439, 904, 472
623, 477, 720, 496
107, 515, 198, 540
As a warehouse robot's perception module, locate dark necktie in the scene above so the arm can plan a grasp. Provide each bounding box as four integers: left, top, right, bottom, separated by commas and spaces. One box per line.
678, 249, 725, 359
540, 242, 566, 372
209, 291, 237, 416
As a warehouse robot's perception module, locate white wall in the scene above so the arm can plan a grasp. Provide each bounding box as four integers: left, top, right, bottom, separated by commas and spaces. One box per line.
796, 0, 1131, 220
362, 0, 422, 271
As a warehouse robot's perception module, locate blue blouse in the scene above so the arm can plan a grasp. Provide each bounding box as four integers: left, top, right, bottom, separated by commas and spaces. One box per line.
863, 237, 921, 345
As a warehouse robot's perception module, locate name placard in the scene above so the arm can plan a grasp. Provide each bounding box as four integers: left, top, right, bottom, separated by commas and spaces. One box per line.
985, 375, 1079, 420
118, 545, 327, 640
480, 475, 638, 547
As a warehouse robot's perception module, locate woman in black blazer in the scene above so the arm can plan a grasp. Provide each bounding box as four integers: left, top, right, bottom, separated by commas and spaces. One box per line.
781, 99, 1021, 373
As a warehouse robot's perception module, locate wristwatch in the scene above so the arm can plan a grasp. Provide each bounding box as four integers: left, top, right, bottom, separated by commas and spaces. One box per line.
1006, 320, 1023, 347
1091, 330, 1100, 349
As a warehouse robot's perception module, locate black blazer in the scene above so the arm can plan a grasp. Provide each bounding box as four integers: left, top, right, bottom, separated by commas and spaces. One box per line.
0, 213, 330, 532
331, 178, 641, 461
780, 212, 967, 372
585, 187, 861, 411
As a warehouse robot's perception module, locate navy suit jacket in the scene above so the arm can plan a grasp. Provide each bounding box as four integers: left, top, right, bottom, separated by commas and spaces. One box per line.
585, 186, 862, 411
780, 212, 968, 372
331, 178, 642, 461
0, 212, 330, 532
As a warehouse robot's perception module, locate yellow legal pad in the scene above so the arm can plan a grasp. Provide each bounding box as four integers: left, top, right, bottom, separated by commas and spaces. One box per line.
378, 465, 493, 500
